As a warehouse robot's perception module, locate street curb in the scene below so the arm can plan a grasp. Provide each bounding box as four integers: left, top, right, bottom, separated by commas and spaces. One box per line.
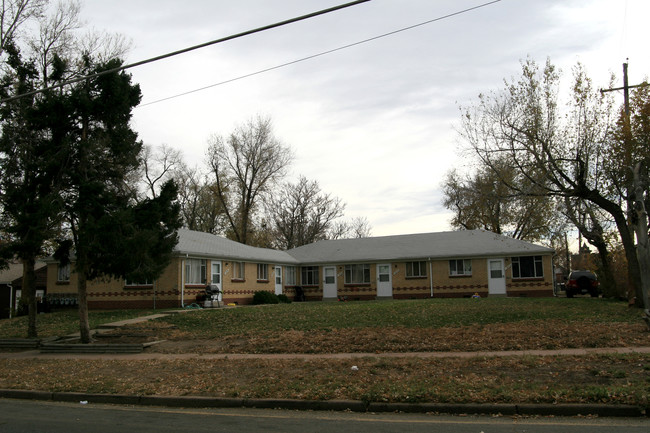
0, 389, 647, 417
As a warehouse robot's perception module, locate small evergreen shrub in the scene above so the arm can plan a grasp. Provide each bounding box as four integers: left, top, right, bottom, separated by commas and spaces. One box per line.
277, 294, 291, 304
252, 291, 279, 305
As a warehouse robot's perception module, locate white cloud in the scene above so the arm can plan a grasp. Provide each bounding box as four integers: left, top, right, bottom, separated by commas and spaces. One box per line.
79, 0, 650, 237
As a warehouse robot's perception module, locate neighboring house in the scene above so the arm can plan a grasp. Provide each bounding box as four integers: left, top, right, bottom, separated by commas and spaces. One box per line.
0, 259, 48, 319
45, 228, 555, 309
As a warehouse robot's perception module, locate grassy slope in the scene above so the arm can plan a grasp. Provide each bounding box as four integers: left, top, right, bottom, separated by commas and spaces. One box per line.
139, 298, 648, 354
159, 298, 643, 337
0, 309, 158, 339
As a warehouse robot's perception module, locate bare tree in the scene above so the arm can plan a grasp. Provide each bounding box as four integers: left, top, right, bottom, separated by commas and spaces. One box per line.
459, 58, 649, 318
0, 0, 48, 54
442, 160, 558, 242
139, 144, 184, 198
25, 1, 132, 86
328, 216, 372, 240
28, 0, 80, 84
75, 28, 132, 64
207, 116, 293, 245
346, 216, 372, 238
175, 166, 228, 235
269, 175, 345, 249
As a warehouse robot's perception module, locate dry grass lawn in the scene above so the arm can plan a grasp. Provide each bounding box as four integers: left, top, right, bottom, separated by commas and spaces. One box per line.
1, 298, 649, 406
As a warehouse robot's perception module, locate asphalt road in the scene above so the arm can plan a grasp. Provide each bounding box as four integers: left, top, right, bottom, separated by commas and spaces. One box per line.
1, 399, 649, 433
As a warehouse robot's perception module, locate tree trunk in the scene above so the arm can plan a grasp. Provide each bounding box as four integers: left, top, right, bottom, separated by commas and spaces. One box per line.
21, 256, 37, 338
77, 267, 92, 343
587, 192, 643, 305
77, 107, 92, 344
632, 164, 650, 328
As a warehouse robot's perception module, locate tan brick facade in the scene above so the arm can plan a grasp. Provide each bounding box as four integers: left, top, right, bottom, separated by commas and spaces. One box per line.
45, 241, 554, 309
293, 255, 554, 302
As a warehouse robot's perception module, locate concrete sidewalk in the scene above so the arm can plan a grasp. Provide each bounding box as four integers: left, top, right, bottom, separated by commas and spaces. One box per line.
2, 345, 650, 360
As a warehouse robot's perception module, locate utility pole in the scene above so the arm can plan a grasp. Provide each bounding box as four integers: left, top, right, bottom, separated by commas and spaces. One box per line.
600, 60, 649, 116
602, 61, 650, 324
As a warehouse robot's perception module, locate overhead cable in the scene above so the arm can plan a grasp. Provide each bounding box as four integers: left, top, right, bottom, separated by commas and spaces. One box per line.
0, 0, 371, 104
139, 0, 502, 107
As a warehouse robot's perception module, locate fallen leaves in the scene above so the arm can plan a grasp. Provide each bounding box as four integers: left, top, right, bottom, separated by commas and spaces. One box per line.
1, 354, 649, 405
137, 320, 649, 355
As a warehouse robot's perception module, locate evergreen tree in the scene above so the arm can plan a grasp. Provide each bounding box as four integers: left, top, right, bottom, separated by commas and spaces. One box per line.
54, 57, 181, 343
0, 42, 68, 337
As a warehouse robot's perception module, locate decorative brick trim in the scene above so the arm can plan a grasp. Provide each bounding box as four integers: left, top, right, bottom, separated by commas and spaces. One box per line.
88, 299, 179, 309
88, 289, 180, 298
506, 289, 554, 297
340, 286, 375, 293
508, 281, 552, 289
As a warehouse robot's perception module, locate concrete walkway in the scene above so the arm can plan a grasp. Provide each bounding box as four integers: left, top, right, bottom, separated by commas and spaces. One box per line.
2, 345, 650, 360
94, 313, 173, 330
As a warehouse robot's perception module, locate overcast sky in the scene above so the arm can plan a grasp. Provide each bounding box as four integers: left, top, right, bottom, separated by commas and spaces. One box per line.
79, 0, 650, 237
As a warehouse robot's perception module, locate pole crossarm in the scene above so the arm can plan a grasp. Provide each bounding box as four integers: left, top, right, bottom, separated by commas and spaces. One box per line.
599, 62, 648, 116
600, 83, 649, 94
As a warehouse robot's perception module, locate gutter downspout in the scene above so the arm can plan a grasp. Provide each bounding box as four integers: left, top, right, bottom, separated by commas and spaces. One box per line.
8, 284, 13, 319
181, 255, 187, 307
428, 258, 433, 298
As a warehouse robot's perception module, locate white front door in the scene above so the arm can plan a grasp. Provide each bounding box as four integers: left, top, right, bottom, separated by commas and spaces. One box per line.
323, 266, 337, 299
376, 263, 392, 298
274, 266, 283, 295
487, 258, 506, 296
211, 261, 222, 301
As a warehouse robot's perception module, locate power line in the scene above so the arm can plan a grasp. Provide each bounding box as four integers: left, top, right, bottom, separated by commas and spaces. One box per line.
139, 0, 502, 108
0, 0, 371, 104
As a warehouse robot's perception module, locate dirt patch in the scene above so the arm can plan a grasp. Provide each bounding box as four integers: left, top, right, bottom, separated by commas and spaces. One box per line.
97, 320, 650, 354
2, 354, 649, 405
93, 322, 180, 345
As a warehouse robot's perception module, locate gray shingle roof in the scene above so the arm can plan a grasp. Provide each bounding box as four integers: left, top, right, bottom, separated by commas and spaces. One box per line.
286, 230, 554, 264
175, 229, 554, 266
175, 229, 298, 264
0, 260, 47, 284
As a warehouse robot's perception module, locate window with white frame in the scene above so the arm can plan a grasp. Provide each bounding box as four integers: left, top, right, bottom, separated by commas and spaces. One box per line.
285, 266, 296, 286
232, 261, 245, 280
125, 278, 152, 286
511, 256, 543, 278
449, 259, 472, 276
344, 264, 370, 284
406, 261, 427, 278
57, 263, 70, 282
185, 259, 206, 284
257, 263, 268, 281
301, 266, 319, 286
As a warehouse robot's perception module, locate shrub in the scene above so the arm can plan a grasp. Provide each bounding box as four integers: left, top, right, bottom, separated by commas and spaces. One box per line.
277, 294, 291, 304
252, 291, 279, 305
